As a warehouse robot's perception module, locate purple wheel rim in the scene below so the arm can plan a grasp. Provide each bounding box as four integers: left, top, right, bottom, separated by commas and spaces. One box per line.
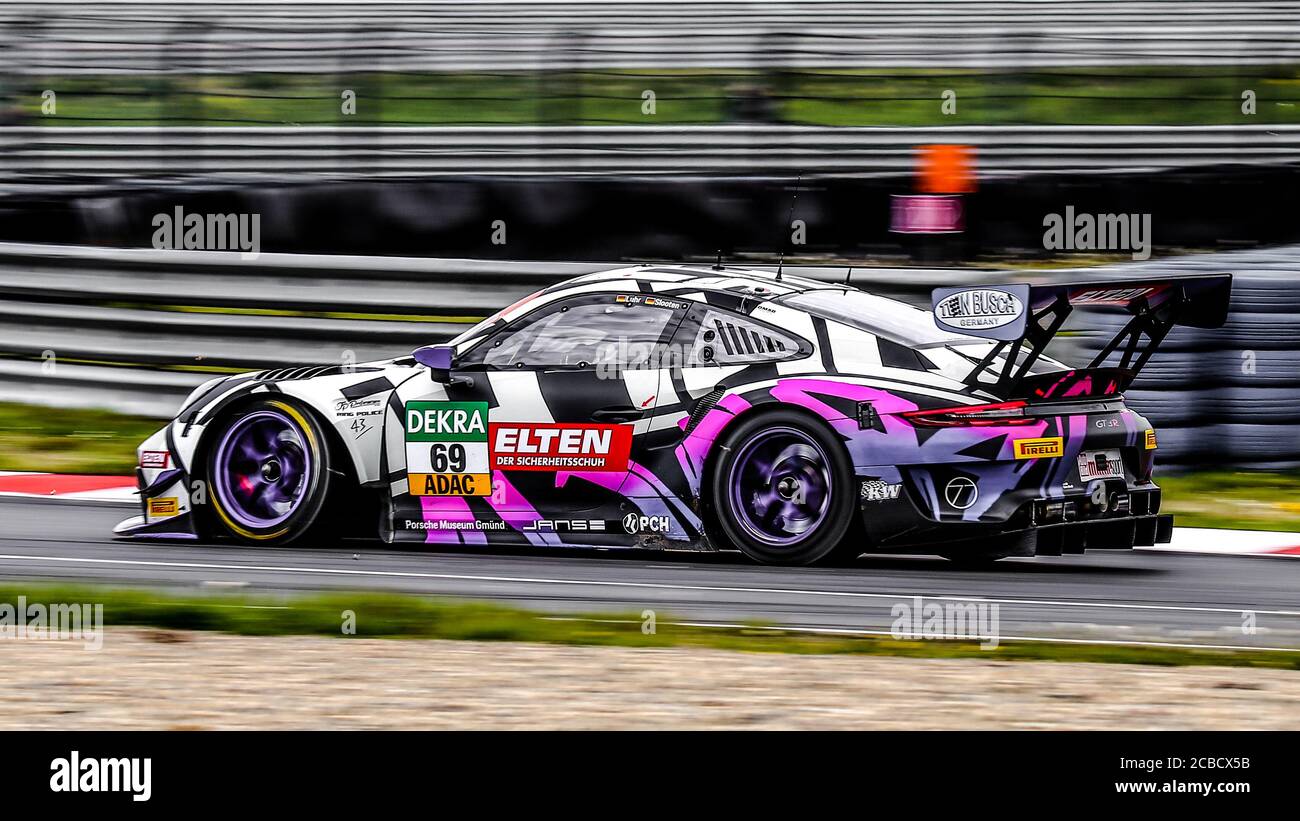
728, 426, 831, 548
213, 409, 312, 529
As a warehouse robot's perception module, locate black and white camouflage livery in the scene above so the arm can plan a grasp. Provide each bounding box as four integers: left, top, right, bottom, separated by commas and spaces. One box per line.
115, 264, 1231, 565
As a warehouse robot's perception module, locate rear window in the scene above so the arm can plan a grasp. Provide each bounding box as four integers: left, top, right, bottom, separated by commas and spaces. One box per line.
782, 288, 975, 347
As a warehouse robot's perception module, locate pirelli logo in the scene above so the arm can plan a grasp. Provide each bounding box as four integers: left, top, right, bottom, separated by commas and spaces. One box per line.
148, 497, 179, 517
1145, 429, 1157, 450
1013, 436, 1064, 460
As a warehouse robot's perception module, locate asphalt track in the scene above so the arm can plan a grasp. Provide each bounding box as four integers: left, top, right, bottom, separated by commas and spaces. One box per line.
2, 497, 1298, 651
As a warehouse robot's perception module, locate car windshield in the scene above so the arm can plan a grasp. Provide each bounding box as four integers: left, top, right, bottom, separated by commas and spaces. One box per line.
447, 310, 507, 347
782, 288, 977, 347
446, 288, 550, 348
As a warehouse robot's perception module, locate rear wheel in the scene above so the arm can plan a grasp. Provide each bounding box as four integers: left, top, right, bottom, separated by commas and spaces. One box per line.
205, 398, 334, 544
708, 411, 857, 566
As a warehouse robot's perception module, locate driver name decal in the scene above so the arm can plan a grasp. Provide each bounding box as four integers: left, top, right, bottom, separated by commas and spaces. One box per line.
405, 400, 492, 495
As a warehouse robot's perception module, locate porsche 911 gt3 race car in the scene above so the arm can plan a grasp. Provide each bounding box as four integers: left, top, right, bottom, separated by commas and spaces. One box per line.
115, 265, 1232, 566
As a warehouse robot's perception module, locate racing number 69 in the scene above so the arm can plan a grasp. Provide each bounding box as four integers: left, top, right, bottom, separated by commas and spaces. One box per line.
429, 443, 467, 473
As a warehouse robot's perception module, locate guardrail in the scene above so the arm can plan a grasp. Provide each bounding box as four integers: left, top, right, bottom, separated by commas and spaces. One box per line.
0, 241, 1295, 467
2, 124, 1297, 184
3, 1, 1300, 71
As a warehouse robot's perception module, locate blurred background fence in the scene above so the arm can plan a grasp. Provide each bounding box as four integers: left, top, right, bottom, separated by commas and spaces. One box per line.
2, 125, 1299, 185
6, 1, 1300, 75
0, 1, 1296, 470
2, 2, 1300, 132
0, 240, 1294, 468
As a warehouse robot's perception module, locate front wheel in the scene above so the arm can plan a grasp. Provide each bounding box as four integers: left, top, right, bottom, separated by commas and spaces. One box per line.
205, 398, 334, 544
707, 411, 857, 566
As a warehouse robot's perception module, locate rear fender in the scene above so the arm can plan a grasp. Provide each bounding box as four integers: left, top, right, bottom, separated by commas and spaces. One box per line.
676, 375, 953, 498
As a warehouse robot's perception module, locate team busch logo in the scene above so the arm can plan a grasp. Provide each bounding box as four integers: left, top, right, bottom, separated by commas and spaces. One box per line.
935, 289, 1022, 329
931, 284, 1030, 341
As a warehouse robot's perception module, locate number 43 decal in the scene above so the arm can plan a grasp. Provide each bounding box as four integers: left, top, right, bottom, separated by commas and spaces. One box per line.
351, 418, 371, 438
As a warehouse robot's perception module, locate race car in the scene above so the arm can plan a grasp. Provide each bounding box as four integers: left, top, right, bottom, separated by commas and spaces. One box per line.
115, 264, 1232, 566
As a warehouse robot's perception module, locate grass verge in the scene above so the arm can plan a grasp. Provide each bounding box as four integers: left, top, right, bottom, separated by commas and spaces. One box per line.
21, 67, 1300, 127
0, 401, 163, 474
2, 583, 1297, 669
1159, 471, 1300, 532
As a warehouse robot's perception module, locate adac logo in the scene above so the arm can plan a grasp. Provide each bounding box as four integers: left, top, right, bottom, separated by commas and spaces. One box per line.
1013, 436, 1064, 460
1144, 429, 1157, 450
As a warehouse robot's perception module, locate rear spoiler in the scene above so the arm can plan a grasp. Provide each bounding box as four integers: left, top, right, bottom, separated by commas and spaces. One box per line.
930, 274, 1232, 399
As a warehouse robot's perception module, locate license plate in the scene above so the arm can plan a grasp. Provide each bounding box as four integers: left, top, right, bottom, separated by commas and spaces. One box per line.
1077, 449, 1124, 480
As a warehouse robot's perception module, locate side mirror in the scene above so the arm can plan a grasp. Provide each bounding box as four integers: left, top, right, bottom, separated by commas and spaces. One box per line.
413, 344, 455, 383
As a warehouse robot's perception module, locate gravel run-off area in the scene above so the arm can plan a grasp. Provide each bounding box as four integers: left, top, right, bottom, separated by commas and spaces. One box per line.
3, 629, 1297, 730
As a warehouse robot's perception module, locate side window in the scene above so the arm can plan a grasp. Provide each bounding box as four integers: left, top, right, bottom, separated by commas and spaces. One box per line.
680, 308, 806, 366
877, 336, 937, 371
465, 295, 680, 369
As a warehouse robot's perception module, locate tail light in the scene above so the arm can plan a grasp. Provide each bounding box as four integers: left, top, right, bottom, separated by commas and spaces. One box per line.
901, 400, 1036, 428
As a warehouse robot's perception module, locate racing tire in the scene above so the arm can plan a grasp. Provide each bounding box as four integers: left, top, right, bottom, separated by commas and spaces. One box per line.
708, 410, 857, 566
203, 397, 335, 545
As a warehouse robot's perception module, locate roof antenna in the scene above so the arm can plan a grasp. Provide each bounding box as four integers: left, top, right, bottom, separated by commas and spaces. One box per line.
844, 266, 854, 286
712, 249, 724, 271
775, 172, 803, 282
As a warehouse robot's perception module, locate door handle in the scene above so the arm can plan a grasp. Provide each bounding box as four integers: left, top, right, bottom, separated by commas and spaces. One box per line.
591, 405, 644, 423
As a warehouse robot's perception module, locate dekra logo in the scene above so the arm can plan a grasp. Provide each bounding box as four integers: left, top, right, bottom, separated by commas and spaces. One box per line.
406, 408, 485, 436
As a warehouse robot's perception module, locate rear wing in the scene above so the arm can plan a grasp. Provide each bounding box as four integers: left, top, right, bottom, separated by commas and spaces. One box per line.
930, 274, 1233, 399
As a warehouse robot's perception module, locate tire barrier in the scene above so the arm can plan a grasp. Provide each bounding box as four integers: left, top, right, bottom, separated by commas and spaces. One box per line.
2, 125, 1297, 186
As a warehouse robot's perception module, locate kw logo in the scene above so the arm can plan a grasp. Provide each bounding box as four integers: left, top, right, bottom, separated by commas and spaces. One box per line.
860, 481, 903, 502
